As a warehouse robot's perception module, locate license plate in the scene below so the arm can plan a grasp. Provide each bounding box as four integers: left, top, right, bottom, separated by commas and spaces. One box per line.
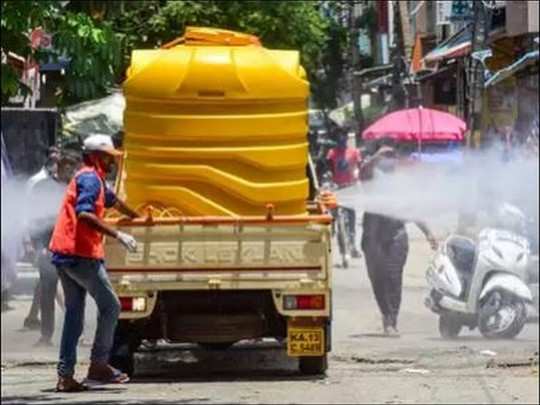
287, 327, 325, 357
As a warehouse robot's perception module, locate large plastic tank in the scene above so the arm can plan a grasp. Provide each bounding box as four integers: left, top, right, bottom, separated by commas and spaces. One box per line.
122, 27, 309, 216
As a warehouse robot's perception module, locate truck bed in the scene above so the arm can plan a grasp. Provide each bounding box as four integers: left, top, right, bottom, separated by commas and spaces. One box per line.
104, 211, 331, 291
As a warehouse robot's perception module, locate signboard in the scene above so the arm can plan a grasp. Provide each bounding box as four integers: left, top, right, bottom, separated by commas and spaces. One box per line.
358, 29, 372, 57
482, 77, 518, 134
436, 1, 453, 25
450, 0, 474, 21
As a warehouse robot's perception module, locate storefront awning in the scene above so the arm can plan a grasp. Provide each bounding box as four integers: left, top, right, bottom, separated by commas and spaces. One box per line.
423, 25, 472, 64
485, 50, 539, 87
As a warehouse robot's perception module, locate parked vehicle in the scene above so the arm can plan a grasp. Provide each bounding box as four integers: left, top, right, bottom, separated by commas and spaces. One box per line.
105, 27, 333, 377
425, 204, 533, 339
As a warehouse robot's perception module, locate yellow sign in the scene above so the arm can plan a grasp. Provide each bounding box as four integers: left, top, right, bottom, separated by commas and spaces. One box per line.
481, 77, 517, 145
287, 327, 324, 357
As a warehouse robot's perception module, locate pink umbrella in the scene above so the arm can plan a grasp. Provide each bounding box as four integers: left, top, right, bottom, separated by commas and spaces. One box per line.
362, 107, 466, 143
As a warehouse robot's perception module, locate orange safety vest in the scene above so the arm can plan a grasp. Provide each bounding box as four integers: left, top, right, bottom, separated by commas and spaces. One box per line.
49, 166, 106, 259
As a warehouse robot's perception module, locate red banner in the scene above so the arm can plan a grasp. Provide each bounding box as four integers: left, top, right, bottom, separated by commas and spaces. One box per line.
377, 1, 389, 34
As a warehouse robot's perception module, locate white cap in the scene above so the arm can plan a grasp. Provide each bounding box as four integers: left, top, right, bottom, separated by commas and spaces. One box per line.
83, 134, 122, 156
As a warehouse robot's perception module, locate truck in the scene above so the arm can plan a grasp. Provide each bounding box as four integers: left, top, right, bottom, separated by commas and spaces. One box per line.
105, 194, 332, 376
104, 27, 333, 377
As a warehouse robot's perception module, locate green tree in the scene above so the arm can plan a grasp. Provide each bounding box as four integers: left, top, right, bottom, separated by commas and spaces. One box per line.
1, 1, 56, 103
110, 0, 343, 107
1, 0, 121, 105
310, 1, 348, 110
2, 1, 347, 108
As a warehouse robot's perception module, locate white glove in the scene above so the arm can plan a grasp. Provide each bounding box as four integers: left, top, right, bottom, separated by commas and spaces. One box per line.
116, 231, 137, 253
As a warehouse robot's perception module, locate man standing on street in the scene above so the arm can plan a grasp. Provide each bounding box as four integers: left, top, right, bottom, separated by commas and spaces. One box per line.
49, 134, 140, 392
360, 141, 438, 336
326, 128, 362, 258
23, 146, 62, 330
27, 152, 79, 346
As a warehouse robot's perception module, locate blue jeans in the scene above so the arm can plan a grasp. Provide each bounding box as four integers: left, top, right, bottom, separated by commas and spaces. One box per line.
56, 259, 120, 378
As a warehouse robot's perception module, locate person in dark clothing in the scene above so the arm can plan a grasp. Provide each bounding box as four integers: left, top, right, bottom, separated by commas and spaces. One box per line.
326, 129, 362, 258
27, 153, 79, 345
360, 142, 437, 336
23, 146, 62, 330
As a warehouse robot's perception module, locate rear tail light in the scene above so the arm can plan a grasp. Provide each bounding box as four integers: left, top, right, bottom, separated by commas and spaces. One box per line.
120, 296, 147, 312
283, 294, 325, 310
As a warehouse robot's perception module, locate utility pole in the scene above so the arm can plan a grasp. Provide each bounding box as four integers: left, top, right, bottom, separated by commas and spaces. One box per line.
397, 0, 414, 59
349, 1, 365, 144
467, 1, 492, 148
390, 1, 407, 111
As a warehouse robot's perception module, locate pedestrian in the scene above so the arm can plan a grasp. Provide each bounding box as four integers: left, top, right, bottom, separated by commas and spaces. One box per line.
23, 146, 62, 330
1, 132, 18, 311
326, 127, 362, 258
49, 134, 140, 392
360, 140, 438, 336
27, 152, 79, 346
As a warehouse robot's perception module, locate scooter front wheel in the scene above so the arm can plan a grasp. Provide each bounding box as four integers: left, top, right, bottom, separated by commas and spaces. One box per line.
478, 290, 527, 339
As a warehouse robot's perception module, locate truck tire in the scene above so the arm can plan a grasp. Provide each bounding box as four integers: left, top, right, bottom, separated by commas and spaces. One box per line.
110, 351, 134, 378
299, 354, 328, 375
110, 322, 140, 378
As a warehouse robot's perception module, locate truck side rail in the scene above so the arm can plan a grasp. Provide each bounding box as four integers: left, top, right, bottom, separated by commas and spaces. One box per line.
104, 202, 333, 227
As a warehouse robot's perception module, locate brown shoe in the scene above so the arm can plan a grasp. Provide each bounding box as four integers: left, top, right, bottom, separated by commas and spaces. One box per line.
86, 363, 130, 384
56, 376, 88, 392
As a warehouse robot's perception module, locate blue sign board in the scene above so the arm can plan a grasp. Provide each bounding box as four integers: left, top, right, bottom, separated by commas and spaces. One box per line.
450, 0, 474, 21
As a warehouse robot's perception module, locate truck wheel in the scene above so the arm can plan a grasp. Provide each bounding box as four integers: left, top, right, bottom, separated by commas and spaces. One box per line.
110, 322, 139, 377
110, 351, 134, 378
299, 354, 328, 375
439, 315, 462, 339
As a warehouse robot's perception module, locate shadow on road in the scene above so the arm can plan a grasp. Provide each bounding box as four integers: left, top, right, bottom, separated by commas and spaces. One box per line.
349, 333, 401, 339
128, 343, 324, 383
425, 336, 539, 343
130, 370, 324, 384
2, 396, 211, 405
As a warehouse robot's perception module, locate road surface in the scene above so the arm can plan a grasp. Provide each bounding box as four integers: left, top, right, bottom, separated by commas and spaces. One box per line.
2, 233, 538, 404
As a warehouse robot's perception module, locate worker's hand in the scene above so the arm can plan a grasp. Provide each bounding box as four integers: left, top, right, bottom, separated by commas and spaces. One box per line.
116, 215, 133, 225
116, 231, 137, 253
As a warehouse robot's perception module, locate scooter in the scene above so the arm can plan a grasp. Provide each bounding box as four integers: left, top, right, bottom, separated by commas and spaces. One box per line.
425, 204, 533, 339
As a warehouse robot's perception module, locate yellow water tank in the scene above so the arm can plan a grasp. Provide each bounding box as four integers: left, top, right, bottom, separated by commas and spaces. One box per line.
122, 27, 309, 216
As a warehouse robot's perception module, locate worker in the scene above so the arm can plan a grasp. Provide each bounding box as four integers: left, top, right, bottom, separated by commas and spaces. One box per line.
1, 134, 18, 311
49, 134, 140, 392
326, 127, 362, 258
360, 140, 437, 336
27, 152, 79, 346
23, 146, 62, 330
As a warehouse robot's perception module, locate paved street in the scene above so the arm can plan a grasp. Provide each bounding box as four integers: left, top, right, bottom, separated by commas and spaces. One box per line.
2, 235, 539, 404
